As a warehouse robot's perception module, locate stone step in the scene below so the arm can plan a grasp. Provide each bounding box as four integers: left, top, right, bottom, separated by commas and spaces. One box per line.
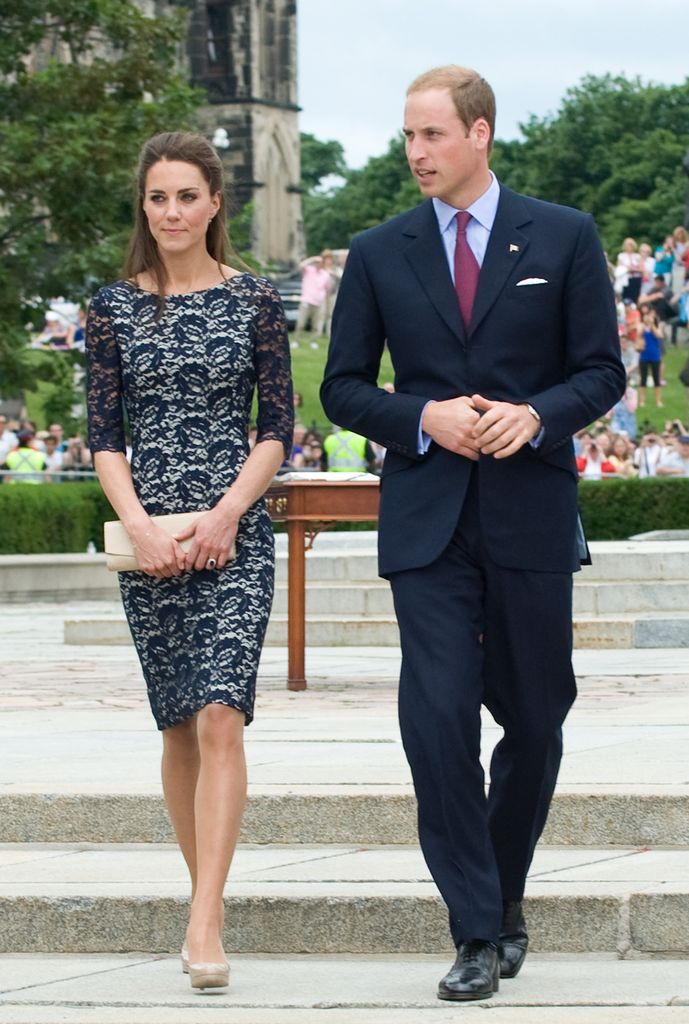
2, 791, 687, 847
2, 954, 689, 1023
0, 554, 119, 602
272, 580, 393, 615
269, 578, 689, 616
62, 612, 401, 647
1, 842, 687, 955
64, 611, 689, 649
276, 549, 379, 584
276, 541, 689, 586
573, 613, 689, 649
264, 614, 400, 646
580, 541, 689, 582
573, 580, 689, 614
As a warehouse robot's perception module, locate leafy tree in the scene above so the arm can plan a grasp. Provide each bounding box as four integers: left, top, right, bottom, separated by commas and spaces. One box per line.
0, 0, 201, 399
300, 132, 347, 192
303, 135, 421, 253
301, 131, 348, 255
491, 74, 689, 251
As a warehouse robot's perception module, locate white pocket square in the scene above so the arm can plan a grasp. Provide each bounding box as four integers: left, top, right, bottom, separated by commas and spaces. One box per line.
516, 277, 548, 286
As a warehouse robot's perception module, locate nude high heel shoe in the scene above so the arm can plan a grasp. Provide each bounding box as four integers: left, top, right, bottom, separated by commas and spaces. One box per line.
181, 942, 190, 974
188, 956, 230, 990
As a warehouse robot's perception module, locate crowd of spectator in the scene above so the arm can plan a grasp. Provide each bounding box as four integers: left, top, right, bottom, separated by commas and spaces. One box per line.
0, 416, 93, 483
574, 420, 689, 479
612, 227, 689, 304
571, 225, 689, 480
608, 229, 689, 411
29, 300, 87, 352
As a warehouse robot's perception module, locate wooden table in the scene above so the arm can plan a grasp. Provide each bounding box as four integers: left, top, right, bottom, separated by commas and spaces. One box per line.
266, 477, 380, 690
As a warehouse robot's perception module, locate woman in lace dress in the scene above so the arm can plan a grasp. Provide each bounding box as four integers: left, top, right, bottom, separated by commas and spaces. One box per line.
85, 132, 293, 990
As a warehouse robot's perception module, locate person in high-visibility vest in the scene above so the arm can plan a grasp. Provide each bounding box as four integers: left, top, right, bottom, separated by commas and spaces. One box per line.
3, 428, 46, 483
323, 427, 373, 472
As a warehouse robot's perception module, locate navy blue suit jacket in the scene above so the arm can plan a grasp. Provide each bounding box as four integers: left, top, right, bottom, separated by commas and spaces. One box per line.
321, 185, 626, 577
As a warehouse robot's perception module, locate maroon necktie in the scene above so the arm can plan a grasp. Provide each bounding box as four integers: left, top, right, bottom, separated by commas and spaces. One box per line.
454, 210, 480, 328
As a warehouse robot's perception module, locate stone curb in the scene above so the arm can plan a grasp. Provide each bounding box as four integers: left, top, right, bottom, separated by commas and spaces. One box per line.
2, 891, 686, 956
2, 792, 688, 846
0, 1009, 687, 1024
62, 613, 689, 649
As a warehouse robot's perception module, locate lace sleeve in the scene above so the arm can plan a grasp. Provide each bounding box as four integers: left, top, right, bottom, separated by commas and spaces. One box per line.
85, 289, 126, 455
254, 280, 294, 457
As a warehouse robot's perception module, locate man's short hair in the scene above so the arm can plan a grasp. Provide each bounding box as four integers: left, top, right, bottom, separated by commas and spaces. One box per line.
407, 65, 496, 154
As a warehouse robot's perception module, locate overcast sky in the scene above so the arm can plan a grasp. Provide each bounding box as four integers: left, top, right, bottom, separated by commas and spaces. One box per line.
297, 0, 689, 169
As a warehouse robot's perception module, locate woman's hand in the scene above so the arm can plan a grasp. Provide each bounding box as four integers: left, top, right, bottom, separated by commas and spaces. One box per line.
130, 522, 187, 578
176, 506, 239, 573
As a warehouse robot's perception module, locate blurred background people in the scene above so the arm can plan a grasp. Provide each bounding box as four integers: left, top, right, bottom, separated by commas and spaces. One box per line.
656, 434, 689, 477
296, 254, 331, 336
2, 427, 46, 483
323, 426, 374, 473
616, 237, 643, 302
637, 307, 665, 408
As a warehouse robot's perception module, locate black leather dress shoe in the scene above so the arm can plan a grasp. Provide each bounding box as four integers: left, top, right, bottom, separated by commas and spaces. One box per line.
437, 940, 500, 1001
499, 900, 529, 978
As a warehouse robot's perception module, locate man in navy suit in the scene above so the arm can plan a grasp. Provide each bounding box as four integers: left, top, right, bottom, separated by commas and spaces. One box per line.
321, 65, 625, 1001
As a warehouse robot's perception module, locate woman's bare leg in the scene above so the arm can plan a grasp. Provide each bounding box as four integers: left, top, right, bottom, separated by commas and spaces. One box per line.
161, 717, 200, 894
186, 703, 247, 963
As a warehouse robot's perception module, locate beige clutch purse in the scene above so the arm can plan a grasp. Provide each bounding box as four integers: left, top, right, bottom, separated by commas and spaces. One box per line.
104, 510, 234, 572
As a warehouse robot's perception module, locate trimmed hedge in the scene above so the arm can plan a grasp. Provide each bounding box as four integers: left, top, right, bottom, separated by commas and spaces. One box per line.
0, 483, 115, 555
1, 478, 689, 554
578, 477, 689, 540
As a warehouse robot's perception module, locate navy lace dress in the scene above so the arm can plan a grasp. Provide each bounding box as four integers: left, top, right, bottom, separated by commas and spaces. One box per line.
85, 275, 293, 729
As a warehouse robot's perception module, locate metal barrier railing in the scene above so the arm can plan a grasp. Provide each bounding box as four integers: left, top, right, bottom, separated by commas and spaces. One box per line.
0, 470, 99, 482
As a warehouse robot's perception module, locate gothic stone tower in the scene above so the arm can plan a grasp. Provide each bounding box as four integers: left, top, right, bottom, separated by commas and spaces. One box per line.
187, 0, 303, 269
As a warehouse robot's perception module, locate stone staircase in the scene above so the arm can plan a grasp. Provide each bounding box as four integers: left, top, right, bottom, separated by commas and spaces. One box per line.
1, 641, 688, 960
267, 538, 689, 648
0, 580, 688, 1018
2, 770, 689, 957
11, 536, 687, 648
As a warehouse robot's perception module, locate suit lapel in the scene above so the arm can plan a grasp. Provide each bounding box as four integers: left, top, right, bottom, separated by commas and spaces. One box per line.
469, 186, 533, 337
401, 201, 466, 344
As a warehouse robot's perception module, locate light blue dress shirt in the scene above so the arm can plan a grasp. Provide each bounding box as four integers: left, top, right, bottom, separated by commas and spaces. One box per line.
432, 171, 500, 278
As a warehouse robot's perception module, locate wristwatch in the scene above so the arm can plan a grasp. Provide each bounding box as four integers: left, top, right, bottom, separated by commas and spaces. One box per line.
523, 403, 541, 424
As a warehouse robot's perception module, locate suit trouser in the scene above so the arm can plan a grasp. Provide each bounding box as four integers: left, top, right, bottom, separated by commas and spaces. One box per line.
389, 469, 576, 946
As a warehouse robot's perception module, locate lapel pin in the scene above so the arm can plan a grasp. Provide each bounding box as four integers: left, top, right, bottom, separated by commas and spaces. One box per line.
509, 244, 520, 253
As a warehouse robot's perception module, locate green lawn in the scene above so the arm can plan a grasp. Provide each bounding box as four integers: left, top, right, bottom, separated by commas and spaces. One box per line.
24, 378, 53, 428
288, 331, 394, 434
633, 346, 689, 435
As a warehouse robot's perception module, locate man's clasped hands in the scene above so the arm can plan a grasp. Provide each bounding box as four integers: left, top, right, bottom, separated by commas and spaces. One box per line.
421, 394, 541, 461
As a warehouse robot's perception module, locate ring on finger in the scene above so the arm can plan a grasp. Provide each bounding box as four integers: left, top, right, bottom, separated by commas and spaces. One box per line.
206, 557, 217, 570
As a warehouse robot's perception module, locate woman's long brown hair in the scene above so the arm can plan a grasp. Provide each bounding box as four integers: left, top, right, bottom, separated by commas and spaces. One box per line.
123, 131, 244, 304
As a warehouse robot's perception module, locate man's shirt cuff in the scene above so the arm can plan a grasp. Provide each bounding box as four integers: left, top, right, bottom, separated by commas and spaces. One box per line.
417, 402, 434, 454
